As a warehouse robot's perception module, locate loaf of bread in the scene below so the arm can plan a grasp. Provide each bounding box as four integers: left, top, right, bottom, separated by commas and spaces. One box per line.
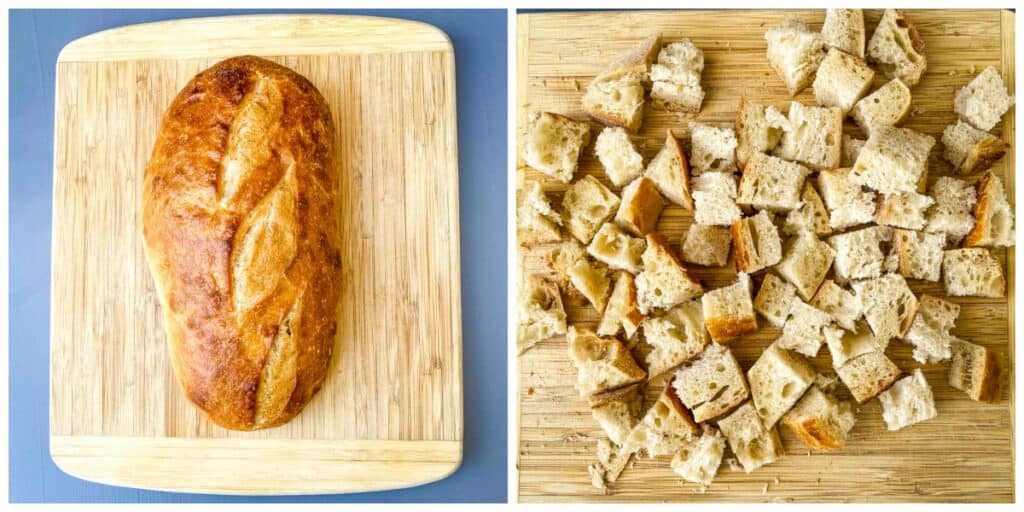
142, 56, 340, 430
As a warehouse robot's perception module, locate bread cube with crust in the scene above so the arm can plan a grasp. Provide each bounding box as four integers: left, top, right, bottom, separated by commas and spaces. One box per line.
822, 9, 865, 58
852, 273, 918, 343
836, 350, 902, 404
866, 9, 927, 87
692, 172, 742, 226
598, 271, 645, 339
811, 280, 861, 331
589, 382, 644, 447
904, 294, 960, 364
636, 233, 704, 314
670, 426, 726, 486
595, 126, 645, 187
701, 273, 758, 343
813, 47, 875, 114
942, 120, 1008, 175
614, 176, 665, 236
548, 240, 613, 313
645, 130, 694, 209
818, 167, 877, 230
775, 231, 836, 302
965, 171, 1015, 248
625, 378, 700, 457
765, 17, 826, 96
942, 248, 1006, 298
782, 385, 856, 451
732, 210, 783, 273
949, 339, 1002, 403
748, 343, 817, 428
717, 401, 785, 473
642, 301, 709, 379
518, 181, 563, 245
954, 66, 1015, 131
783, 180, 832, 237
522, 112, 591, 183
875, 191, 934, 231
681, 224, 732, 267
754, 273, 798, 328
735, 97, 789, 169
891, 229, 945, 282
773, 102, 843, 171
850, 125, 934, 195
851, 78, 912, 137
879, 369, 937, 431
562, 175, 621, 244
516, 274, 567, 355
824, 323, 886, 369
567, 326, 646, 398
672, 344, 749, 422
587, 222, 645, 274
583, 70, 646, 132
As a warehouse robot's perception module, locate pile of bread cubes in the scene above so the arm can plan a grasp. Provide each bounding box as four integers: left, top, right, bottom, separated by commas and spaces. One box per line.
516, 9, 1015, 491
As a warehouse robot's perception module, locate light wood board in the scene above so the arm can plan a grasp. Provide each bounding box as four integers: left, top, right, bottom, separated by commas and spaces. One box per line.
516, 9, 1014, 503
50, 14, 462, 495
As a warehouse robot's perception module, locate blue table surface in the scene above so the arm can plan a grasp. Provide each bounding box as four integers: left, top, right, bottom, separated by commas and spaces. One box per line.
9, 9, 507, 503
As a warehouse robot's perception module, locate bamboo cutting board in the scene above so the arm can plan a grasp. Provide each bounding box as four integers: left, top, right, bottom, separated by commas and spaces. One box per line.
516, 9, 1014, 503
49, 14, 462, 495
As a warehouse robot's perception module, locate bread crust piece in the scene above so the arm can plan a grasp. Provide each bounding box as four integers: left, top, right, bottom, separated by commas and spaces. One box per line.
142, 56, 340, 431
615, 176, 665, 236
645, 130, 694, 209
602, 33, 663, 82
965, 171, 1015, 248
949, 340, 1002, 403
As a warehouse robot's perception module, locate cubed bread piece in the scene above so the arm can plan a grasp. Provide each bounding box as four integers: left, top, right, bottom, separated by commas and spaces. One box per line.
518, 181, 563, 245
754, 273, 798, 328
682, 224, 732, 267
598, 271, 645, 339
879, 369, 937, 431
672, 344, 749, 422
837, 350, 902, 403
717, 401, 785, 473
636, 233, 704, 314
891, 229, 945, 282
949, 339, 1002, 403
601, 32, 663, 80
775, 231, 836, 301
866, 9, 927, 87
778, 300, 832, 357
925, 176, 978, 244
828, 226, 892, 282
813, 48, 874, 114
562, 175, 621, 244
965, 171, 1015, 248
650, 39, 705, 112
692, 172, 742, 226
565, 253, 612, 313
851, 78, 913, 137
875, 191, 934, 230
517, 274, 567, 354
670, 426, 726, 486
942, 120, 1008, 175
522, 112, 591, 183
587, 222, 645, 274
904, 295, 960, 364
701, 273, 758, 343
583, 70, 646, 132
567, 326, 646, 398
824, 323, 885, 369
942, 248, 1005, 298
643, 301, 709, 379
852, 273, 918, 343
783, 180, 832, 236
625, 378, 700, 457
841, 135, 866, 168
811, 280, 861, 331
614, 176, 664, 236
732, 210, 783, 273
735, 97, 789, 169
850, 125, 934, 194
748, 343, 817, 428
588, 438, 632, 489
818, 167, 877, 230
765, 17, 826, 96
773, 102, 843, 171
690, 122, 738, 173
546, 238, 587, 288
782, 385, 856, 451
822, 9, 865, 57
645, 130, 694, 208
954, 66, 1016, 131
589, 382, 644, 446
595, 127, 644, 187
738, 152, 811, 210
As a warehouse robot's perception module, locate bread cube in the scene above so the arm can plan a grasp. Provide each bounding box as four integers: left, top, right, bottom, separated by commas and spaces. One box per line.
837, 350, 902, 403
588, 438, 632, 489
701, 273, 758, 343
583, 70, 646, 132
615, 177, 664, 236
670, 426, 726, 486
778, 300, 832, 357
522, 112, 591, 183
925, 176, 977, 244
954, 66, 1015, 131
753, 273, 797, 328
598, 271, 645, 339
738, 152, 810, 211
822, 9, 865, 58
811, 280, 861, 331
562, 175, 621, 244
645, 130, 694, 208
782, 180, 832, 237
600, 32, 662, 80
773, 102, 843, 171
891, 229, 945, 282
595, 126, 645, 187
818, 167, 876, 230
942, 120, 1007, 175
850, 125, 934, 195
782, 385, 856, 451
650, 39, 705, 112
516, 274, 567, 354
841, 134, 866, 167
735, 97, 789, 169
775, 231, 835, 301
748, 343, 816, 428
828, 226, 892, 282
732, 210, 783, 273
672, 344, 749, 422
642, 301, 709, 379
852, 273, 918, 343
942, 248, 1005, 298
851, 78, 912, 137
690, 122, 738, 173
518, 181, 563, 245
692, 172, 742, 226
867, 9, 927, 87
681, 224, 732, 267
765, 17, 826, 95
879, 369, 937, 431
965, 171, 1015, 248
625, 379, 700, 457
636, 233, 704, 314
589, 382, 644, 447
567, 326, 646, 398
813, 48, 874, 114
824, 323, 884, 369
587, 222, 645, 274
717, 401, 784, 473
565, 253, 612, 313
949, 339, 1002, 403
875, 191, 934, 231
904, 295, 960, 364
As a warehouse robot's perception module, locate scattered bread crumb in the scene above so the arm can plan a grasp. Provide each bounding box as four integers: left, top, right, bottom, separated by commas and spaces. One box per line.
572, 78, 580, 91
948, 70, 956, 77
773, 477, 780, 484
562, 432, 588, 444
697, 484, 708, 494
762, 483, 769, 494
726, 457, 743, 472
970, 64, 977, 73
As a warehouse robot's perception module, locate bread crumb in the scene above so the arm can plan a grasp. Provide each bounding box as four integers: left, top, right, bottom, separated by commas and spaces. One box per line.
970, 64, 977, 73
773, 477, 780, 484
572, 78, 580, 91
562, 432, 588, 444
726, 457, 742, 471
762, 483, 769, 494
697, 484, 708, 494
527, 387, 535, 395
948, 70, 956, 77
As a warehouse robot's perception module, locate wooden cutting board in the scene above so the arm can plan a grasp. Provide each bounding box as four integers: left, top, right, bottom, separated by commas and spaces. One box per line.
49, 14, 462, 495
516, 9, 1014, 503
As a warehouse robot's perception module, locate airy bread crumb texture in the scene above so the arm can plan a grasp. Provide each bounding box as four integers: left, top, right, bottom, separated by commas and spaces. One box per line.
866, 9, 927, 87
690, 122, 739, 173
942, 248, 1005, 298
651, 39, 706, 112
517, 274, 567, 354
701, 273, 758, 343
643, 300, 710, 379
954, 66, 1015, 131
595, 127, 645, 187
821, 8, 865, 58
753, 273, 798, 328
672, 344, 750, 422
523, 111, 591, 183
562, 175, 621, 244
878, 369, 937, 431
681, 223, 732, 267
765, 17, 826, 95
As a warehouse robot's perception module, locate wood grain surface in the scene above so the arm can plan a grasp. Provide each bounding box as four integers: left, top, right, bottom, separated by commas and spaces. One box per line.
516, 9, 1014, 503
49, 14, 462, 495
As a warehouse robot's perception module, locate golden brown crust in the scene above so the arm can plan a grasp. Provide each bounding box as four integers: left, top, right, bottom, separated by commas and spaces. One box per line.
965, 171, 998, 248
963, 137, 1008, 175
706, 316, 759, 344
977, 349, 1002, 403
646, 232, 704, 293
665, 130, 694, 210
142, 56, 340, 431
618, 177, 664, 235
731, 219, 755, 273
784, 417, 842, 451
893, 10, 926, 55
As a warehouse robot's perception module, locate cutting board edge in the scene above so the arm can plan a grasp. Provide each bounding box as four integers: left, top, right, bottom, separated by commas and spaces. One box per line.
50, 436, 462, 495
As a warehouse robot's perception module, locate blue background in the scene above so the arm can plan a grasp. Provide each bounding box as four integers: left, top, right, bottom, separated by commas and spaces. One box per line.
9, 9, 507, 503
